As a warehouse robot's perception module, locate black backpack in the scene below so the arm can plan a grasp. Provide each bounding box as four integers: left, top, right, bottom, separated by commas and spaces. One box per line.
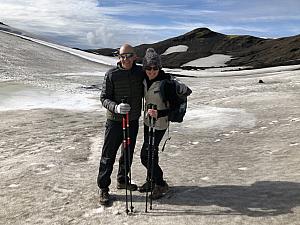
159, 78, 191, 123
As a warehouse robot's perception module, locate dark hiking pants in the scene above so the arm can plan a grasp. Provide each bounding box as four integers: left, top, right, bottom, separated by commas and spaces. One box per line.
97, 119, 139, 191
140, 124, 166, 185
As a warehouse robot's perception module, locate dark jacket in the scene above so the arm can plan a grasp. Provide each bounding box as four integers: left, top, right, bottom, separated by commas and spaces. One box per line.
100, 63, 144, 121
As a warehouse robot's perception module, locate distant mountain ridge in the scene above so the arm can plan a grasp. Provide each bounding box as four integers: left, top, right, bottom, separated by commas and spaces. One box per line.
1, 22, 299, 69
87, 28, 300, 69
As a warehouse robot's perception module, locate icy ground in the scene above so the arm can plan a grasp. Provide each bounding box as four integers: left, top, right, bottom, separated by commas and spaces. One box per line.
1, 31, 300, 225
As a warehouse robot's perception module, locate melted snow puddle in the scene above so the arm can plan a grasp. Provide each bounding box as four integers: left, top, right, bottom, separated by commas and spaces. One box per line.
0, 83, 101, 111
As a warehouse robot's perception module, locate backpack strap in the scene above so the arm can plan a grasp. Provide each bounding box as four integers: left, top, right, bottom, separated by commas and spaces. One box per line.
161, 122, 171, 152
159, 79, 168, 104
160, 81, 170, 152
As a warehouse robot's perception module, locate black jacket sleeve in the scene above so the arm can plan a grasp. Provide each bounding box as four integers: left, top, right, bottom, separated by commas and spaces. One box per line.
100, 71, 117, 113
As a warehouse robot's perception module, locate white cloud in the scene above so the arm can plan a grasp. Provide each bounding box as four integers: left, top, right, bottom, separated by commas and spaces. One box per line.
0, 0, 299, 48
0, 0, 158, 48
0, 0, 191, 48
86, 25, 121, 48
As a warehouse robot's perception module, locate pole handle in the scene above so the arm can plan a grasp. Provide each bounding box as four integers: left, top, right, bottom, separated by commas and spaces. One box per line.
121, 96, 128, 103
147, 103, 153, 110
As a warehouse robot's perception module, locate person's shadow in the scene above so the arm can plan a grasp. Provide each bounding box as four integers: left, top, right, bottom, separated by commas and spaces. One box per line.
152, 181, 300, 216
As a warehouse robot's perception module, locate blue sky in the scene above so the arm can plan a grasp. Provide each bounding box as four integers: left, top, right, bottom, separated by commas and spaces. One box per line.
1, 0, 300, 49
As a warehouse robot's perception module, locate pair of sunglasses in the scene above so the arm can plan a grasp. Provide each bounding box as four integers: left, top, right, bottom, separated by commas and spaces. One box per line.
145, 66, 159, 71
119, 53, 134, 59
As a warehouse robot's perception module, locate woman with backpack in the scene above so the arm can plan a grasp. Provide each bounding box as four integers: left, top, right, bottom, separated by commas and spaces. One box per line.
139, 48, 192, 199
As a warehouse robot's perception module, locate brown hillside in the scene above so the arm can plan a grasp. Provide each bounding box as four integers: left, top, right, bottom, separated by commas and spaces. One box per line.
87, 28, 300, 69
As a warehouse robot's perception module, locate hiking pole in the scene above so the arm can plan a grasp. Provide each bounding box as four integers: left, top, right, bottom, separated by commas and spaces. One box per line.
145, 103, 153, 213
126, 111, 134, 212
149, 104, 157, 210
121, 98, 129, 214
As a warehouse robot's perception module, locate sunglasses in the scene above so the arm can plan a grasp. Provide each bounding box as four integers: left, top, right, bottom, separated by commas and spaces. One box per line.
119, 53, 134, 59
145, 66, 159, 71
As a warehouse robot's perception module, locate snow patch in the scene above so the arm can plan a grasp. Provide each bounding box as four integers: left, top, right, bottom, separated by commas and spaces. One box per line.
182, 54, 233, 67
238, 167, 248, 171
165, 64, 300, 78
269, 120, 279, 125
162, 45, 188, 55
201, 176, 210, 181
290, 118, 300, 122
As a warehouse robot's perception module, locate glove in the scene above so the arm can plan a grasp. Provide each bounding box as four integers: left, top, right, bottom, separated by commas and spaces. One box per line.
115, 103, 131, 114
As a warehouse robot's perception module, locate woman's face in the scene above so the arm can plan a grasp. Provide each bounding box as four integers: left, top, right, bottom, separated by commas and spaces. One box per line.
145, 65, 159, 80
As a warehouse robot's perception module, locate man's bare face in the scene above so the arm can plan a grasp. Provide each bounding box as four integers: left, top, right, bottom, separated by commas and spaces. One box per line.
119, 45, 136, 70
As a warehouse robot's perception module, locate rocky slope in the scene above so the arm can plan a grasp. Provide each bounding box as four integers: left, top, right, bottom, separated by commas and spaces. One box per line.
87, 28, 300, 69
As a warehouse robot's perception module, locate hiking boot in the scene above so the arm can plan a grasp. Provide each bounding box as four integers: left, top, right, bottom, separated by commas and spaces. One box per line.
117, 182, 138, 191
150, 182, 169, 200
99, 190, 110, 206
138, 181, 154, 193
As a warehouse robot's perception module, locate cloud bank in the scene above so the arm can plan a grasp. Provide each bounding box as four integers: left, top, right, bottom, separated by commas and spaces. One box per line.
0, 0, 299, 49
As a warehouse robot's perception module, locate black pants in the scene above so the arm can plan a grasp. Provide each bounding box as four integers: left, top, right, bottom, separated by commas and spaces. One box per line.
97, 119, 139, 191
140, 124, 166, 185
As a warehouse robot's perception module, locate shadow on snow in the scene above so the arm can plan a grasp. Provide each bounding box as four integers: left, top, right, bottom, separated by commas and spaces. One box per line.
157, 181, 300, 216
114, 181, 300, 217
